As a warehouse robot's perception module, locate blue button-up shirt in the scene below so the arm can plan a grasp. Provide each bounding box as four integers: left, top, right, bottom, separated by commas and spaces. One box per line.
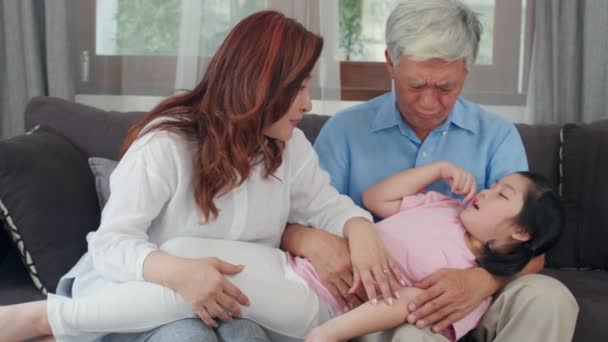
313, 92, 528, 209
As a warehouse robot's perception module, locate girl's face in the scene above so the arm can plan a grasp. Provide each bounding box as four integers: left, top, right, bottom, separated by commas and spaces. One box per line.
263, 78, 312, 142
460, 173, 532, 248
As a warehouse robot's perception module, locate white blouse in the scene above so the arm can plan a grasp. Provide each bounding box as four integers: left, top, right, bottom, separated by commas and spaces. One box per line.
86, 127, 371, 284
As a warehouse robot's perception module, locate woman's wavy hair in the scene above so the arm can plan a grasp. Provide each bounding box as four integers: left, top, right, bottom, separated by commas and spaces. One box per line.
120, 11, 323, 222
478, 172, 564, 276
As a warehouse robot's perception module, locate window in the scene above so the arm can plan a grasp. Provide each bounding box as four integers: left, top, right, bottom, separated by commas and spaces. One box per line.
339, 0, 531, 105
70, 0, 267, 96
69, 0, 530, 105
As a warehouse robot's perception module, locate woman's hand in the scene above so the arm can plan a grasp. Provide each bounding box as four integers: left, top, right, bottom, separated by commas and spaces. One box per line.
282, 224, 366, 310
439, 162, 477, 202
306, 231, 366, 311
145, 252, 250, 327
344, 217, 404, 305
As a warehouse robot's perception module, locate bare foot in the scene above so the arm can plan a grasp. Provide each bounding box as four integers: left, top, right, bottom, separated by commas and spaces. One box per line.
0, 301, 50, 341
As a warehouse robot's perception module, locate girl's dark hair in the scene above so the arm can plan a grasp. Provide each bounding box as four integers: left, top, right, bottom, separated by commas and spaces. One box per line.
478, 172, 564, 277
120, 11, 323, 222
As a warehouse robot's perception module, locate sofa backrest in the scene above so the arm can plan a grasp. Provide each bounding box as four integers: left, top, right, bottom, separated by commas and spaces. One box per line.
22, 96, 607, 270
25, 97, 142, 160
25, 97, 334, 160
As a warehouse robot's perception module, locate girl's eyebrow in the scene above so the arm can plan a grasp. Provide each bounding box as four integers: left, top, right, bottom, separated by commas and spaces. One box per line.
502, 183, 517, 195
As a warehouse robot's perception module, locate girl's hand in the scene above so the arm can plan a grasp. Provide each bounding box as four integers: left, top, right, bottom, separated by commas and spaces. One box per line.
169, 257, 250, 327
344, 218, 403, 305
439, 162, 477, 202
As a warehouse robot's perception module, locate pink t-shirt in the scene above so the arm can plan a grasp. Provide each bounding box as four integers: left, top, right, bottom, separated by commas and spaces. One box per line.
289, 191, 491, 341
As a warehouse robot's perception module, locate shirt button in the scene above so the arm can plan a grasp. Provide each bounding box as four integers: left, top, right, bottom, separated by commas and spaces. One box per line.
441, 130, 447, 136
422, 151, 428, 157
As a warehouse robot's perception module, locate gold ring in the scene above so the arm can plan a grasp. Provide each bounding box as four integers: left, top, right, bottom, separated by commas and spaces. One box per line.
383, 269, 390, 274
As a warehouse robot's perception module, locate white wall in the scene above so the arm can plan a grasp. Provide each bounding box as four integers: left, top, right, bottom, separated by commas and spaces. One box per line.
76, 95, 527, 123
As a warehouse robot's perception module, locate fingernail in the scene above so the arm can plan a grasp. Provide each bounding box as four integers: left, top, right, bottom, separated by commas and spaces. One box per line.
372, 298, 378, 305
343, 306, 350, 313
408, 303, 416, 311
388, 297, 394, 305
400, 278, 407, 286
417, 320, 425, 328
432, 326, 439, 332
407, 314, 415, 323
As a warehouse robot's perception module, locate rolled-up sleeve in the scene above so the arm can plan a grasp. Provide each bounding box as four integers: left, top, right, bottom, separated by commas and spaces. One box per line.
288, 130, 372, 237
88, 131, 177, 282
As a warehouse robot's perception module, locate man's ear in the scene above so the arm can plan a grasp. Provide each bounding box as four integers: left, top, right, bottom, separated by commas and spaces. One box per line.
512, 228, 531, 242
385, 50, 396, 79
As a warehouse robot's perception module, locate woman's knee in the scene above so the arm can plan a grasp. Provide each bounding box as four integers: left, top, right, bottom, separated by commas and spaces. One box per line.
217, 319, 271, 342
149, 318, 217, 342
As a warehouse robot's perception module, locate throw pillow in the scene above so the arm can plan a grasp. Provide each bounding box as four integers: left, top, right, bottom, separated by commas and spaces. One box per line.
0, 128, 100, 294
88, 157, 118, 209
0, 221, 9, 263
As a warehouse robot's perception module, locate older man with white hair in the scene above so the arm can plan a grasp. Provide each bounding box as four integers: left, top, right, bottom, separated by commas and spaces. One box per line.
282, 0, 579, 341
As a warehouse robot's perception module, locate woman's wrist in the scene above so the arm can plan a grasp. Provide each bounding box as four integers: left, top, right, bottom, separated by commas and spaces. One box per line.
343, 217, 372, 239
143, 250, 183, 290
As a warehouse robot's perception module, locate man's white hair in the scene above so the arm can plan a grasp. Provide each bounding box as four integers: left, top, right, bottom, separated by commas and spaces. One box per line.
386, 0, 482, 69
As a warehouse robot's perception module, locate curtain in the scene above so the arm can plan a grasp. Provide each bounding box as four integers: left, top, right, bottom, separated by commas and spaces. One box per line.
89, 0, 341, 113
1, 0, 341, 134
0, 0, 74, 139
526, 0, 608, 124
174, 0, 341, 103
1, 0, 44, 138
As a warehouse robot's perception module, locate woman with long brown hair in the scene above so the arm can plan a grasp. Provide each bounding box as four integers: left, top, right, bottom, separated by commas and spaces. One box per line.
0, 10, 402, 342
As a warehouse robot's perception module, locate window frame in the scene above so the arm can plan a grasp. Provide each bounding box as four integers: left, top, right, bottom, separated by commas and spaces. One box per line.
71, 0, 530, 105
340, 0, 530, 105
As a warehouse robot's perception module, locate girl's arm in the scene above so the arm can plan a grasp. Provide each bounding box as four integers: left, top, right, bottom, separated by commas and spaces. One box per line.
362, 161, 477, 219
362, 162, 444, 218
307, 287, 426, 342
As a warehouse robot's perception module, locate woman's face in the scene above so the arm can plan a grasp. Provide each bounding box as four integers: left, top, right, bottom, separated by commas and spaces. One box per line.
460, 173, 532, 246
263, 78, 312, 141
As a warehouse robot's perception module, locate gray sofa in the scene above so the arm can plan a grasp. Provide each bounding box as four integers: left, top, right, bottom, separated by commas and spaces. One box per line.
1, 96, 607, 341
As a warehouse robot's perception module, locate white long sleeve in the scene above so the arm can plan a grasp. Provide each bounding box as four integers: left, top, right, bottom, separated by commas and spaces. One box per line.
88, 130, 179, 282
77, 127, 371, 291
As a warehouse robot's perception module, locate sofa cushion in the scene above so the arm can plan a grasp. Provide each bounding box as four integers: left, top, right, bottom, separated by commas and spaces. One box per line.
0, 127, 100, 294
560, 119, 608, 269
88, 157, 119, 209
515, 124, 562, 188
24, 96, 143, 160
0, 249, 45, 305
515, 123, 572, 267
541, 268, 608, 342
0, 222, 9, 264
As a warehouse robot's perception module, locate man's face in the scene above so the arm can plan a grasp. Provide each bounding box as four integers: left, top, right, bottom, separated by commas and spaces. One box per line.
386, 53, 467, 140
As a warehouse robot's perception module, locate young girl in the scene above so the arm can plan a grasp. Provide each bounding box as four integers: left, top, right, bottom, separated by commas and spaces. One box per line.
305, 161, 563, 341
0, 10, 403, 342
0, 158, 562, 342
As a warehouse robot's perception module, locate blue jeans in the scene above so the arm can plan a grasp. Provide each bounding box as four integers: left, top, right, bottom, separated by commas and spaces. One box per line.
101, 318, 271, 342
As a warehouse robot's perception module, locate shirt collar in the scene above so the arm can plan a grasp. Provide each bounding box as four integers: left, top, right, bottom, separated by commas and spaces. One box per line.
370, 92, 402, 133
370, 94, 479, 135
448, 98, 478, 134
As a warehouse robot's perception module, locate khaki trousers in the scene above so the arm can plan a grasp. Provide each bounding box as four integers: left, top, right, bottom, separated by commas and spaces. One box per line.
355, 274, 579, 342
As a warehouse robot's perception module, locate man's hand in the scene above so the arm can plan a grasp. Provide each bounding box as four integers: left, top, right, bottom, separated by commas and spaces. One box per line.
307, 230, 366, 311
407, 268, 500, 332
282, 224, 365, 311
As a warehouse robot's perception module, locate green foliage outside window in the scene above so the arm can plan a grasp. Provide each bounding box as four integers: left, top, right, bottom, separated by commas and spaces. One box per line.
115, 0, 180, 55
114, 0, 263, 56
